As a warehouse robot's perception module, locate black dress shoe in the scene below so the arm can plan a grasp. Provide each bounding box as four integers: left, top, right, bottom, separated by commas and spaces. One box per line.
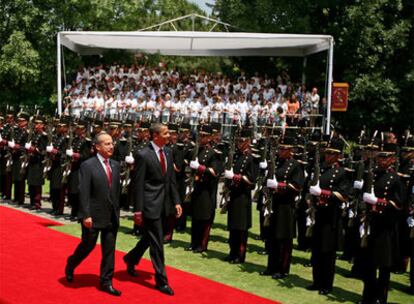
155, 284, 174, 296
65, 265, 74, 283
257, 250, 268, 255
259, 270, 273, 276
272, 273, 287, 279
318, 288, 331, 295
123, 256, 138, 277
100, 284, 121, 296
229, 258, 243, 264
184, 246, 194, 251
163, 239, 172, 244
192, 247, 203, 253
306, 284, 319, 291
303, 262, 312, 267
223, 255, 233, 262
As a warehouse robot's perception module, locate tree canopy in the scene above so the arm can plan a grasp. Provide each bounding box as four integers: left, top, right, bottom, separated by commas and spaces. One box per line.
0, 0, 412, 132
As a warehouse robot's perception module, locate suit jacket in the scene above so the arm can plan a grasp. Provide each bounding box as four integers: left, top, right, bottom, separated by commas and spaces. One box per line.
78, 156, 121, 228
133, 143, 181, 219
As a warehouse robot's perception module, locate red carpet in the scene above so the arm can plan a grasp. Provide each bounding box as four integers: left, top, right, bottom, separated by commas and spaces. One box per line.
0, 206, 280, 304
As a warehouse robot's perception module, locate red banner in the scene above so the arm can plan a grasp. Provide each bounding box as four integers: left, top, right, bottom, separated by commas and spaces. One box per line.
332, 82, 349, 112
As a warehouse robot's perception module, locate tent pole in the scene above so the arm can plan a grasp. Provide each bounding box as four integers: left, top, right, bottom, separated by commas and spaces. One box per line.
302, 56, 307, 84
57, 33, 62, 115
326, 37, 334, 135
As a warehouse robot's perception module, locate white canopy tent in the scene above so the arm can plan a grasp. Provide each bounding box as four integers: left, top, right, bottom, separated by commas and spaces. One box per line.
57, 31, 334, 133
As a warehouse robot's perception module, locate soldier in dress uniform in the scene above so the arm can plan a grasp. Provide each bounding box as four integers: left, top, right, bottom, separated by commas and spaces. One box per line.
0, 112, 6, 198
174, 121, 193, 232
47, 116, 70, 215
67, 120, 93, 220
26, 116, 48, 209
1, 110, 16, 200
307, 134, 352, 295
9, 112, 30, 205
263, 129, 305, 278
399, 132, 414, 294
223, 126, 259, 263
163, 122, 181, 243
187, 124, 222, 253
130, 120, 151, 235
360, 138, 405, 304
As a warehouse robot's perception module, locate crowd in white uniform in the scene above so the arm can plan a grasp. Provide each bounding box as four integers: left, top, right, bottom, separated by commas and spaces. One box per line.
64, 63, 321, 127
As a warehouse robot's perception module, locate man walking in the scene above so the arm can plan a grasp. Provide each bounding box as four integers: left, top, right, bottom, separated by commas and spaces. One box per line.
124, 123, 182, 296
65, 131, 121, 296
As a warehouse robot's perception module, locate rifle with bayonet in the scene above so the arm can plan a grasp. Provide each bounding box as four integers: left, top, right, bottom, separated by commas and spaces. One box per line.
121, 122, 135, 194
42, 118, 54, 179
20, 118, 34, 175
183, 130, 200, 203
360, 151, 375, 248
5, 125, 15, 173
305, 141, 320, 237
263, 130, 279, 226
253, 125, 272, 202
220, 122, 240, 214
61, 122, 73, 184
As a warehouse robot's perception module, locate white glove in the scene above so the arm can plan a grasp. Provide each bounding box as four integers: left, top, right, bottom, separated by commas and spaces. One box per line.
65, 149, 73, 157
348, 209, 355, 219
304, 170, 308, 179
224, 169, 234, 180
8, 140, 15, 149
189, 158, 200, 170
25, 142, 32, 150
306, 216, 313, 227
259, 161, 267, 170
363, 192, 378, 205
46, 145, 54, 153
359, 224, 370, 238
407, 216, 414, 228
309, 183, 322, 196
354, 180, 364, 190
266, 177, 278, 189
263, 208, 271, 217
125, 153, 135, 164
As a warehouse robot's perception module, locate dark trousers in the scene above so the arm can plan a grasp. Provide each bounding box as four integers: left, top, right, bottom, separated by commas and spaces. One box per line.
50, 187, 65, 214
191, 219, 210, 251
267, 238, 293, 275
13, 181, 25, 204
362, 265, 390, 304
68, 193, 80, 217
229, 229, 248, 262
124, 217, 168, 286
67, 223, 118, 285
119, 193, 129, 210
28, 185, 42, 208
175, 202, 189, 230
311, 250, 336, 290
2, 172, 12, 199
163, 214, 176, 242
296, 201, 311, 250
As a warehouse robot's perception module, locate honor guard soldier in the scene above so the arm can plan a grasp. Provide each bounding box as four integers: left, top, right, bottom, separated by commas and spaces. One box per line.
360, 137, 404, 304
0, 112, 7, 198
187, 124, 222, 253
174, 121, 193, 232
163, 122, 181, 243
307, 134, 352, 295
26, 116, 48, 210
67, 119, 93, 220
399, 132, 414, 294
263, 129, 305, 278
47, 116, 70, 215
1, 110, 16, 200
9, 111, 30, 205
223, 125, 259, 264
129, 120, 151, 235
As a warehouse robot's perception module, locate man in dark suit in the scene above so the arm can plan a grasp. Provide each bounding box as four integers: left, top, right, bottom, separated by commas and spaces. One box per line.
123, 123, 182, 296
65, 131, 122, 296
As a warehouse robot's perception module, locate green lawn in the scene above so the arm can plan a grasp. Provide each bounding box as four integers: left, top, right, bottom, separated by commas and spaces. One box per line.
52, 208, 411, 304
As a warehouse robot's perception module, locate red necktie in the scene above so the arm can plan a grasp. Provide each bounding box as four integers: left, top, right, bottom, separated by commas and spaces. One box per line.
103, 159, 112, 187
159, 148, 166, 176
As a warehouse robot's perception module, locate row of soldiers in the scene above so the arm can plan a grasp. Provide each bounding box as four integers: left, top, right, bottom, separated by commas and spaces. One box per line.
0, 109, 413, 304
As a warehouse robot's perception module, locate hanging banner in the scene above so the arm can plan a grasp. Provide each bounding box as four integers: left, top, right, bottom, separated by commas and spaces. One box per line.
332, 82, 349, 112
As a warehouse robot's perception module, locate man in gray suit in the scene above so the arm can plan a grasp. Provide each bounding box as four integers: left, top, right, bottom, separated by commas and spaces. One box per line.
124, 123, 182, 296
65, 131, 122, 296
